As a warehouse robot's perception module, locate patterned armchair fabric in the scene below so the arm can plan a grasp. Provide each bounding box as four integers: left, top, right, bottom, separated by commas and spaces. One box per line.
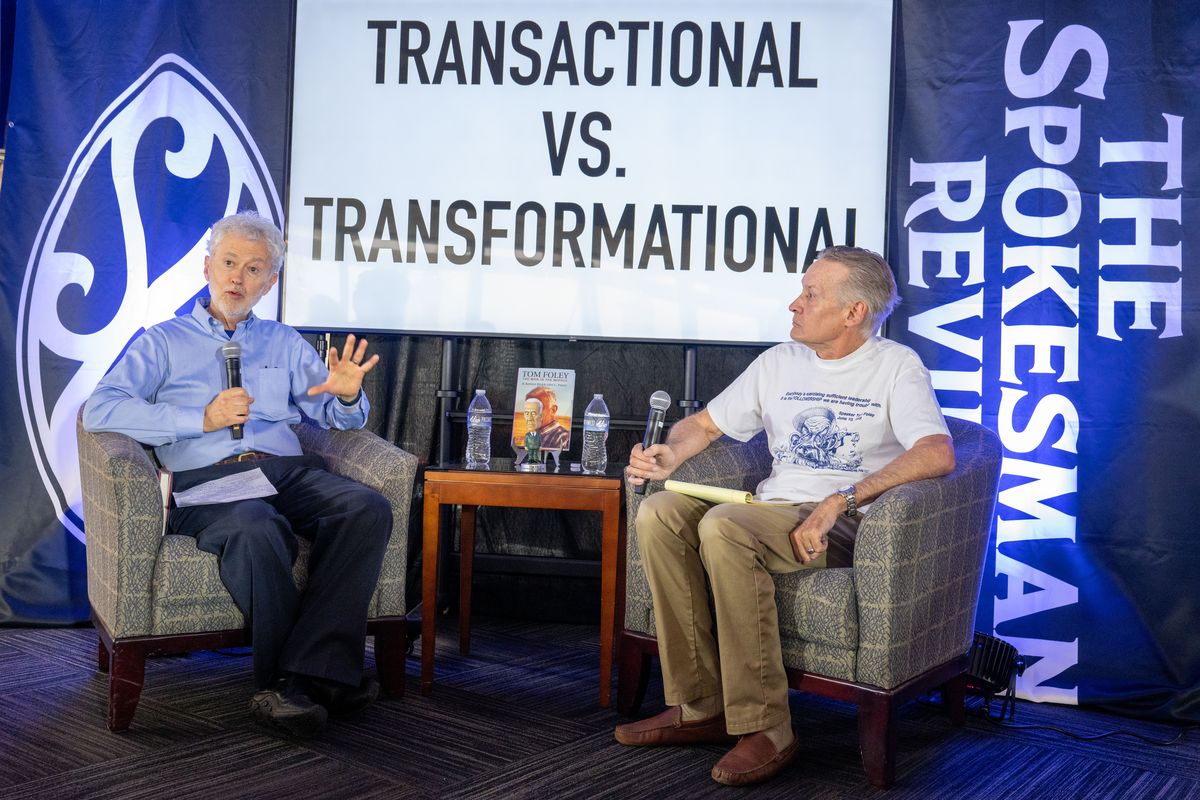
76, 407, 417, 730
78, 410, 416, 639
623, 416, 1002, 691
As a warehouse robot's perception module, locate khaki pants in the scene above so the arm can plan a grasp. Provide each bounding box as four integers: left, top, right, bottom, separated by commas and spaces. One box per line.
636, 491, 860, 735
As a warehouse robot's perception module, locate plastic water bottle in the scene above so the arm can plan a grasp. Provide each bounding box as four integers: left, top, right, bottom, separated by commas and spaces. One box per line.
465, 389, 492, 468
581, 394, 610, 474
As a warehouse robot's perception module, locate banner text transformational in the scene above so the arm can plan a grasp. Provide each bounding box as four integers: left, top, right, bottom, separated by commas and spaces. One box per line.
303, 196, 856, 273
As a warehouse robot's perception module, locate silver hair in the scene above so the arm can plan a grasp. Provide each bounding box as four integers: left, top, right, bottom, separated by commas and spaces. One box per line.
207, 211, 285, 274
816, 245, 900, 331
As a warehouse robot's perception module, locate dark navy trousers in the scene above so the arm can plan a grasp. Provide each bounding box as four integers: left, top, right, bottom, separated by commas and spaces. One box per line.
167, 455, 392, 689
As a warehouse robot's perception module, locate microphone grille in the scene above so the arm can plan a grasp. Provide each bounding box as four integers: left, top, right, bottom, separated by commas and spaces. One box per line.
649, 390, 671, 410
221, 341, 242, 360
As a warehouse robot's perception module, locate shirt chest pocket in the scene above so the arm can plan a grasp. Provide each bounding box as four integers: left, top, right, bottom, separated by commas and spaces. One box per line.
246, 367, 293, 421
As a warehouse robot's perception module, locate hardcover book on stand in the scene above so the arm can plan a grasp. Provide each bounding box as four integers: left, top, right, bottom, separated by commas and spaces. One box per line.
512, 368, 576, 470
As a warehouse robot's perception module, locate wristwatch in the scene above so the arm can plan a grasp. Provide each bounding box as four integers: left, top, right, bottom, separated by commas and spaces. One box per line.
836, 484, 858, 517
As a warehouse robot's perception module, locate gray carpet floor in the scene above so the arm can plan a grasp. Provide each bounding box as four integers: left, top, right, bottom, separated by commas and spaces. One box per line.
1, 616, 1196, 799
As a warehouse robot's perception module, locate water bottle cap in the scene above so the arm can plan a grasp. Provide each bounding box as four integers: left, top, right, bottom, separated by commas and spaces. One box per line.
594, 393, 602, 398
475, 389, 486, 395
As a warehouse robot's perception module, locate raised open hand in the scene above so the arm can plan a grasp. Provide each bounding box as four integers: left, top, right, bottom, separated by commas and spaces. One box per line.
306, 333, 380, 402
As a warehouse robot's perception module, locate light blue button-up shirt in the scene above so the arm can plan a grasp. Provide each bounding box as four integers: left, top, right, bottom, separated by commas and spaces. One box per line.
83, 299, 369, 472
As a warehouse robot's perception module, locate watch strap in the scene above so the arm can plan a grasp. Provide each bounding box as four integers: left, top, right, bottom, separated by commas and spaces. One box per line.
837, 484, 858, 517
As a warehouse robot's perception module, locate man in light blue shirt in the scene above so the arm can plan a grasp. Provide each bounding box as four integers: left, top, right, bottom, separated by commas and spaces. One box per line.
84, 211, 389, 738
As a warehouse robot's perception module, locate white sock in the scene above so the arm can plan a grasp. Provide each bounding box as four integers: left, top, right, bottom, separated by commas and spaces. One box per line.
679, 694, 722, 721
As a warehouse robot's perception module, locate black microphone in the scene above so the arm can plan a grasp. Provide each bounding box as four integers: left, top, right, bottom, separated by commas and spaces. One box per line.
220, 341, 244, 440
634, 390, 672, 495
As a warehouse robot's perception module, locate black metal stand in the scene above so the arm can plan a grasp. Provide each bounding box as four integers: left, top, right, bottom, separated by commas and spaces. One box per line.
432, 337, 459, 613
679, 344, 702, 417
435, 337, 459, 467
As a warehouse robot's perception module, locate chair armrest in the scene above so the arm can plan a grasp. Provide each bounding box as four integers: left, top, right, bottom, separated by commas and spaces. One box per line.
293, 422, 418, 617
76, 409, 164, 637
625, 431, 771, 533
623, 432, 772, 634
852, 418, 1003, 688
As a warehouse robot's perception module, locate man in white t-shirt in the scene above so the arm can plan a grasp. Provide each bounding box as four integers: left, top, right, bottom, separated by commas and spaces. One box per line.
615, 246, 955, 786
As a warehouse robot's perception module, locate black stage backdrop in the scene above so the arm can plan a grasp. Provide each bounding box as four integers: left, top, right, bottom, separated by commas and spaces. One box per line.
356, 333, 763, 620
890, 0, 1200, 720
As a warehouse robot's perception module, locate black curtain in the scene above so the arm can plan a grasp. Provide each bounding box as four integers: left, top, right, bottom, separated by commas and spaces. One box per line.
356, 333, 764, 616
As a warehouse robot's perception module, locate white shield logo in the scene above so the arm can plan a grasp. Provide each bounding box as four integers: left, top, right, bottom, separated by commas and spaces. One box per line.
15, 54, 283, 540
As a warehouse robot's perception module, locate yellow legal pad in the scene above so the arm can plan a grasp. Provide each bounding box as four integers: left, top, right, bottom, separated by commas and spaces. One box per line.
663, 480, 800, 506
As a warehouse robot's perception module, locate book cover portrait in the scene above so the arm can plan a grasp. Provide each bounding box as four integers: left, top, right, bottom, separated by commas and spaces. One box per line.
512, 368, 576, 451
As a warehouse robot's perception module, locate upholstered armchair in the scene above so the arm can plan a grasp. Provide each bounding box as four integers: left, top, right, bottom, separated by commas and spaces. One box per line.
77, 408, 417, 731
618, 417, 1002, 788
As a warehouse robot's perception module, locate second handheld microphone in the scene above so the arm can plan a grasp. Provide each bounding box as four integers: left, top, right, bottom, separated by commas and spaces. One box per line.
634, 390, 672, 495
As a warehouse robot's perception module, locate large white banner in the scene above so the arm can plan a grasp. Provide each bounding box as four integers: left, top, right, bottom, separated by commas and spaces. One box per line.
284, 0, 893, 344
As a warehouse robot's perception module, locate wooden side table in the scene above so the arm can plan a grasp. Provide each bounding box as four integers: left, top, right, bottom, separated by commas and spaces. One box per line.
420, 461, 627, 707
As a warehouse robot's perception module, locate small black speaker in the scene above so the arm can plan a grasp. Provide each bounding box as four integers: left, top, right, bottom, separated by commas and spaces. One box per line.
966, 632, 1025, 719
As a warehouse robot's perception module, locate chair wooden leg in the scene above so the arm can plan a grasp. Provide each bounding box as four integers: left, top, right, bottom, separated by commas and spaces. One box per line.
374, 623, 407, 698
943, 673, 967, 725
857, 694, 896, 789
97, 636, 110, 674
107, 642, 147, 732
616, 632, 652, 716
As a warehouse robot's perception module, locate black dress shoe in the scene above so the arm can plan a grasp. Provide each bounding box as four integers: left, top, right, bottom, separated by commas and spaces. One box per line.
249, 677, 328, 738
306, 676, 381, 719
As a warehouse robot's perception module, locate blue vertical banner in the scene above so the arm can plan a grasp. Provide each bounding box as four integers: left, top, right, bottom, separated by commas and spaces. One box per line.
0, 0, 290, 623
891, 1, 1200, 719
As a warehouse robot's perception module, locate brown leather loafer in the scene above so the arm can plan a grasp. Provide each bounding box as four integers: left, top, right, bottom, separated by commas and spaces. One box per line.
711, 730, 801, 786
614, 706, 736, 747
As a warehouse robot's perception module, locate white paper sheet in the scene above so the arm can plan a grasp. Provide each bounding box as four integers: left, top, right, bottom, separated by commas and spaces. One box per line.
172, 467, 278, 508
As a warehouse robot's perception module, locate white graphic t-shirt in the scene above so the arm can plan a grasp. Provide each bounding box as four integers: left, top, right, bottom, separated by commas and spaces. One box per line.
706, 337, 949, 504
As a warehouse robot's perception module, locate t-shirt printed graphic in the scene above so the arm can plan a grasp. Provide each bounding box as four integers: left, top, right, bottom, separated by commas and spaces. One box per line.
772, 403, 864, 471
706, 338, 950, 505
772, 391, 888, 472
